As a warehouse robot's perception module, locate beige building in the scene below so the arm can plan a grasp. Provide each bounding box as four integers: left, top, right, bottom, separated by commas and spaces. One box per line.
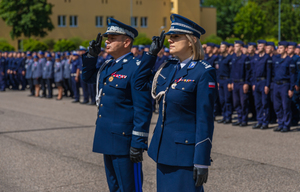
0, 0, 216, 50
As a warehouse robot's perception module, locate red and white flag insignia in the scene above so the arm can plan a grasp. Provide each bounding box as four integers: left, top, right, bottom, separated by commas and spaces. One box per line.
208, 82, 215, 88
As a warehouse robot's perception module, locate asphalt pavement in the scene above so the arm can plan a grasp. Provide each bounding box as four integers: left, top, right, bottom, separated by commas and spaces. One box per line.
0, 89, 299, 192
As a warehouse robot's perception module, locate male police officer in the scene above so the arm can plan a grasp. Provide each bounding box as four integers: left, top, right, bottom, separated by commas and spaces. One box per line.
287, 42, 300, 126
273, 41, 296, 132
205, 43, 218, 68
230, 41, 251, 126
70, 52, 81, 103
251, 40, 272, 129
247, 42, 257, 121
217, 42, 233, 124
82, 18, 160, 191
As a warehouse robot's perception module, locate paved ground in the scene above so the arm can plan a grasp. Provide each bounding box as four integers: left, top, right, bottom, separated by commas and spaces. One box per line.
0, 89, 300, 192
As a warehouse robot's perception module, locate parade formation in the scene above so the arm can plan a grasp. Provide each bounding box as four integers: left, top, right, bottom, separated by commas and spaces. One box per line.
0, 12, 300, 192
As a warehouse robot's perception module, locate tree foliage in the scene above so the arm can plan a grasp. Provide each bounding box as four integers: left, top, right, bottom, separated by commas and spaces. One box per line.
23, 39, 48, 52
53, 39, 76, 52
234, 2, 266, 42
0, 42, 15, 51
202, 0, 245, 40
69, 37, 83, 49
133, 33, 152, 45
202, 35, 223, 44
0, 0, 54, 40
42, 39, 55, 50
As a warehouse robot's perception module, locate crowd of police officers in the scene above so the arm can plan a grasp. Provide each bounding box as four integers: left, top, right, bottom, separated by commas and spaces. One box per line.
0, 40, 300, 131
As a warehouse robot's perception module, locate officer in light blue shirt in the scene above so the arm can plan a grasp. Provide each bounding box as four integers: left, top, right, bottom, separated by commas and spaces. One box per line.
71, 51, 81, 103
62, 52, 73, 97
38, 51, 47, 97
43, 53, 54, 98
25, 53, 34, 96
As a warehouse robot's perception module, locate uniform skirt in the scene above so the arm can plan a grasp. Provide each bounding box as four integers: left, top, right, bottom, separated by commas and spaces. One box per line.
33, 77, 41, 85
56, 81, 63, 87
157, 163, 204, 192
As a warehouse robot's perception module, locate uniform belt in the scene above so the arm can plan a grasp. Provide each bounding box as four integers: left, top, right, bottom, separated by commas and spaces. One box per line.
219, 76, 229, 80
233, 79, 244, 83
275, 80, 289, 85
71, 73, 76, 76
256, 77, 266, 81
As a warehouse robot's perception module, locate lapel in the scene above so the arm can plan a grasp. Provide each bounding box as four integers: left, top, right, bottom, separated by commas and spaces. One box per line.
172, 59, 192, 80
104, 53, 133, 79
165, 64, 177, 87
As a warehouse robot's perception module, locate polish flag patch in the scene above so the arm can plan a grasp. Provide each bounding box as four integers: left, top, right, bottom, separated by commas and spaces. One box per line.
208, 82, 215, 88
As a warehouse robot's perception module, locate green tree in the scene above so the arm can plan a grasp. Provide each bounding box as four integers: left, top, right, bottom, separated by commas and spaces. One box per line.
0, 42, 15, 51
69, 37, 83, 49
0, 0, 54, 40
133, 33, 152, 45
53, 39, 76, 52
43, 39, 55, 50
202, 35, 223, 44
23, 39, 48, 52
202, 0, 245, 39
234, 2, 266, 42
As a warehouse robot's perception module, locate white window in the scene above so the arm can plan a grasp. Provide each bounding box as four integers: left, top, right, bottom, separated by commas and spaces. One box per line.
96, 16, 103, 27
131, 17, 138, 27
58, 15, 66, 27
163, 17, 167, 28
171, 2, 174, 10
140, 17, 148, 28
70, 15, 78, 27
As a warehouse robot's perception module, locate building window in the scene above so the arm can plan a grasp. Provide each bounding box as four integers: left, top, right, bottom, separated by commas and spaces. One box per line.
140, 17, 147, 28
58, 15, 66, 27
70, 15, 78, 27
171, 2, 174, 10
131, 17, 138, 27
163, 17, 167, 28
96, 16, 103, 27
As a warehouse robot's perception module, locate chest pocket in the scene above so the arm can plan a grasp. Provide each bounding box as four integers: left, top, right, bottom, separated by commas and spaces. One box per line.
174, 81, 196, 92
108, 78, 128, 89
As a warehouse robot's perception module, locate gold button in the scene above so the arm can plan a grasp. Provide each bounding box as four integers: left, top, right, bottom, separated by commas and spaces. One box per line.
182, 87, 185, 90
100, 104, 103, 107
161, 125, 163, 128
145, 141, 148, 144
185, 140, 188, 143
102, 93, 105, 96
122, 132, 125, 135
104, 82, 107, 85
116, 84, 118, 87
99, 115, 102, 118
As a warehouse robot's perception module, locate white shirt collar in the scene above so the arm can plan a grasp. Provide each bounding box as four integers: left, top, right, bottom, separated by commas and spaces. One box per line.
180, 56, 193, 69
115, 52, 132, 63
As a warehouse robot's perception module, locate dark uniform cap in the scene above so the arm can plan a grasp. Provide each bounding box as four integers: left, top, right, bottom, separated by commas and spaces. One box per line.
228, 43, 234, 47
165, 14, 205, 39
221, 41, 229, 47
257, 40, 267, 45
234, 40, 244, 47
46, 53, 52, 57
33, 55, 39, 59
55, 54, 60, 59
266, 42, 275, 47
38, 51, 44, 55
215, 45, 220, 48
103, 18, 138, 39
278, 41, 288, 46
288, 42, 297, 47
244, 45, 248, 49
248, 42, 257, 47
26, 53, 32, 57
206, 43, 215, 47
296, 46, 300, 49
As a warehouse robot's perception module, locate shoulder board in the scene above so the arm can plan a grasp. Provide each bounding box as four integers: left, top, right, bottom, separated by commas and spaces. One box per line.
168, 57, 179, 62
200, 60, 212, 69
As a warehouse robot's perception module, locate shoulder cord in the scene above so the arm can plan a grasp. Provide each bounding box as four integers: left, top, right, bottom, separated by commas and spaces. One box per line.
95, 59, 112, 107
151, 61, 169, 123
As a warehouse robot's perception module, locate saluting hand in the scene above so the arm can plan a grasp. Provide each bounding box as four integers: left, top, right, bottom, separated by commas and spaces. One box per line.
149, 31, 165, 56
88, 33, 102, 57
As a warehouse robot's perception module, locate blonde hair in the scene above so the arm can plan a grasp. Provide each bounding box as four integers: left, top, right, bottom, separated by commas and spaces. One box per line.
186, 34, 205, 60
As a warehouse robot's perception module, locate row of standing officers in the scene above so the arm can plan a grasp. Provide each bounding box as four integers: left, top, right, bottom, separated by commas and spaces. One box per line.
205, 40, 300, 132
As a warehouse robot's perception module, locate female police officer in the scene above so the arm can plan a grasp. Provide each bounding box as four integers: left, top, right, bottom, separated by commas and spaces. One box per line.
148, 14, 218, 192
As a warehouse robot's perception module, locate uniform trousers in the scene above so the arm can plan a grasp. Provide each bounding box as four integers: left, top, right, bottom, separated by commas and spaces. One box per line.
9, 73, 18, 89
17, 73, 26, 90
218, 79, 232, 121
63, 78, 73, 97
254, 80, 270, 126
103, 154, 141, 192
273, 83, 291, 129
45, 78, 53, 97
88, 83, 96, 103
27, 78, 35, 95
269, 82, 277, 122
0, 73, 5, 91
157, 163, 204, 192
291, 90, 300, 125
80, 77, 89, 102
40, 78, 47, 96
71, 76, 80, 101
232, 82, 249, 123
